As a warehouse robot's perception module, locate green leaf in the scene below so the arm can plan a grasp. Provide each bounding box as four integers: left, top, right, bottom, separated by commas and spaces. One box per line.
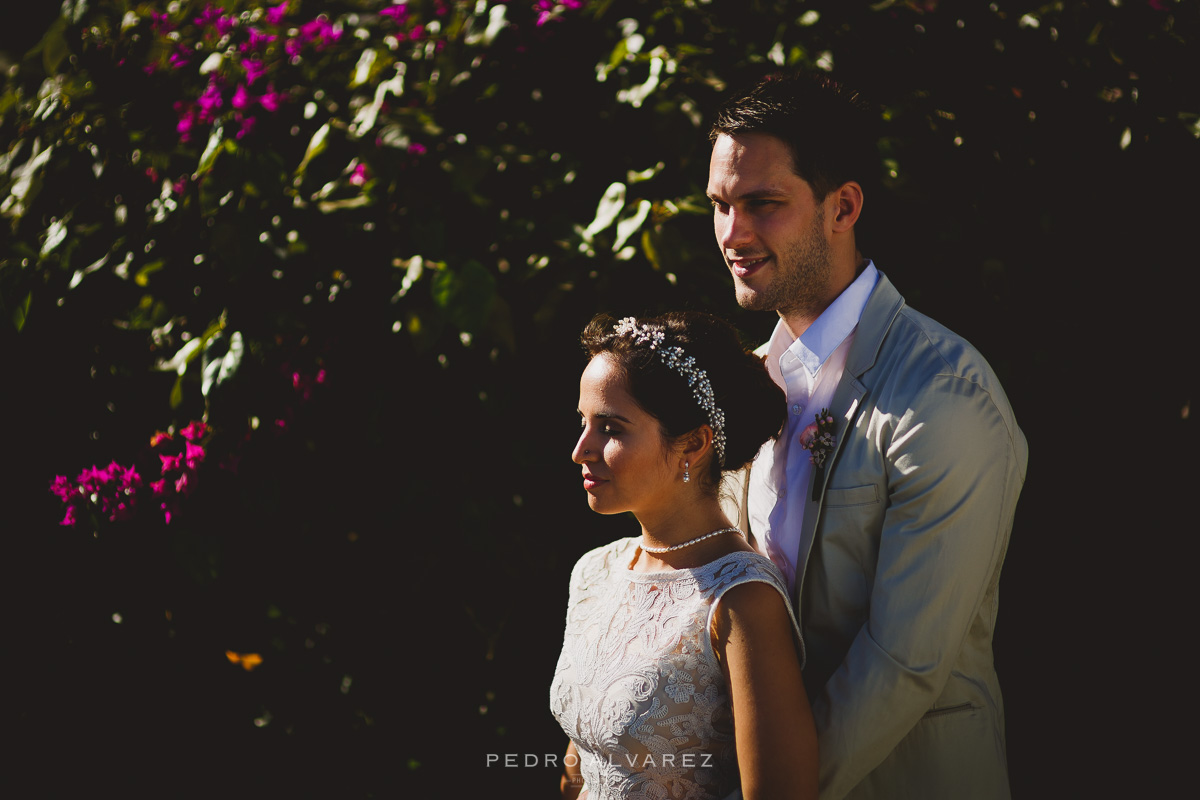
430, 260, 496, 335
582, 182, 626, 241
134, 260, 165, 287
11, 291, 32, 332
295, 122, 330, 177
39, 18, 70, 74
194, 125, 225, 179
169, 374, 185, 409
201, 331, 243, 397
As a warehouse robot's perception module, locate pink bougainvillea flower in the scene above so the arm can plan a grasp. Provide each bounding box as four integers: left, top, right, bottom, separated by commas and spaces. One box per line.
151, 479, 167, 496
196, 79, 225, 122
410, 24, 426, 39
243, 28, 277, 52
349, 163, 370, 186
50, 475, 75, 502
52, 461, 141, 525
194, 4, 221, 27
180, 421, 208, 441
232, 83, 251, 110
244, 58, 268, 85
215, 15, 237, 36
380, 3, 410, 22
172, 176, 188, 195
285, 37, 304, 58
176, 110, 197, 142
236, 115, 257, 139
151, 12, 175, 34
265, 1, 289, 26
150, 430, 173, 446
300, 16, 342, 49
169, 44, 194, 69
185, 441, 206, 470
409, 142, 427, 155
160, 452, 185, 473
258, 87, 286, 112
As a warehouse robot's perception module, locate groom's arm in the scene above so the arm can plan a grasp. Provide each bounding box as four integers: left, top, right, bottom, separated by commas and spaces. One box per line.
813, 372, 1026, 799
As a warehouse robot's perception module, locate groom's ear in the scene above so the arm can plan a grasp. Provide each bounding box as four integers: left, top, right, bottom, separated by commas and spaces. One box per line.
828, 181, 863, 233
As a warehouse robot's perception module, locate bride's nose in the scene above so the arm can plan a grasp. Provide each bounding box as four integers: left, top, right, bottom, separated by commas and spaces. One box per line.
571, 429, 594, 464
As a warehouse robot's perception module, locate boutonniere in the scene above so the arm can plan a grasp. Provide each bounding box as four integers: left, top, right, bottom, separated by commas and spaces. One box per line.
799, 408, 836, 469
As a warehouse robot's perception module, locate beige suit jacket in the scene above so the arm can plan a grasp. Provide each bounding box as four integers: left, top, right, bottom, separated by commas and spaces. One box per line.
725, 271, 1027, 799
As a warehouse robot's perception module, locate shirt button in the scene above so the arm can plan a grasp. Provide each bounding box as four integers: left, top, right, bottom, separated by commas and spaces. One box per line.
791, 404, 803, 415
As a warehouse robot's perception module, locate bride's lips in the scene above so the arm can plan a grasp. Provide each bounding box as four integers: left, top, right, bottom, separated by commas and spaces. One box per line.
730, 255, 769, 278
582, 473, 607, 491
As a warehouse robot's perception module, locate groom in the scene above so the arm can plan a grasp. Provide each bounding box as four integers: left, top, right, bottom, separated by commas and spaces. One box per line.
709, 73, 1027, 799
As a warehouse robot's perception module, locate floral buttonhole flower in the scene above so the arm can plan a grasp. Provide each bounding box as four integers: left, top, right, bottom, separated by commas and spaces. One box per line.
799, 407, 837, 501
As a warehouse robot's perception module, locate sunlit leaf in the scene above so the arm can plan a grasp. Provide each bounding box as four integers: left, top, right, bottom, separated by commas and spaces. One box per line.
295, 122, 330, 176
157, 338, 204, 375
350, 62, 406, 138
134, 260, 165, 287
201, 331, 243, 397
40, 214, 70, 257
583, 182, 626, 240
613, 200, 652, 251
194, 125, 225, 179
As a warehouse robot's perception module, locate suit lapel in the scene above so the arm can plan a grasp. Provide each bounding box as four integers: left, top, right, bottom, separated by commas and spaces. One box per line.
792, 271, 906, 607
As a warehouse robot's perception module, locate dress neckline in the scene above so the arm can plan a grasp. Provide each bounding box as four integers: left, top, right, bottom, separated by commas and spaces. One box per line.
616, 537, 765, 581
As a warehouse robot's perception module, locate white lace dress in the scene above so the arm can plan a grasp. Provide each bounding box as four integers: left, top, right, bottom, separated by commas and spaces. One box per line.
550, 537, 802, 800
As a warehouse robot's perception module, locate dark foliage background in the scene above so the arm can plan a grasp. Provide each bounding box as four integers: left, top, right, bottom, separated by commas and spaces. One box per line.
2, 1, 1194, 797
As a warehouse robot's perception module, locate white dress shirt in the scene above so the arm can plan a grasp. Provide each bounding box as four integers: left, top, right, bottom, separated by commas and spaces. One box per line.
750, 262, 879, 592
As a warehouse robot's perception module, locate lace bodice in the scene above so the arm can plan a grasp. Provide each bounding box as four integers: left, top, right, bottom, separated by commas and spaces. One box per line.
550, 538, 801, 800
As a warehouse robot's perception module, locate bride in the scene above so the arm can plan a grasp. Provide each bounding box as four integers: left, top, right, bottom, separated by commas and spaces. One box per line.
551, 311, 817, 800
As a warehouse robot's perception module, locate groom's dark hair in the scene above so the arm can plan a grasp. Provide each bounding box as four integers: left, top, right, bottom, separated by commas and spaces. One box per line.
709, 71, 880, 204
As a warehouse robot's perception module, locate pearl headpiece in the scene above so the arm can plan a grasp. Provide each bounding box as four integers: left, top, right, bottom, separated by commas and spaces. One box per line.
612, 317, 727, 467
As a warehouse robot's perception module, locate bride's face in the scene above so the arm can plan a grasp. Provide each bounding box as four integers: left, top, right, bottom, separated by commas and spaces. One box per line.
572, 354, 682, 518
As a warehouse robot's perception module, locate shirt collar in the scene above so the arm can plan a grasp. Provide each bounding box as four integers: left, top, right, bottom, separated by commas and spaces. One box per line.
767, 261, 879, 376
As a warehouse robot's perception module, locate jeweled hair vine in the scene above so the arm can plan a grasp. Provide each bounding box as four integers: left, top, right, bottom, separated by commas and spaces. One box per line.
612, 317, 728, 467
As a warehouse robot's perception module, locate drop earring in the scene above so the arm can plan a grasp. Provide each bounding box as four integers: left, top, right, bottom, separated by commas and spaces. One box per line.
683, 461, 690, 483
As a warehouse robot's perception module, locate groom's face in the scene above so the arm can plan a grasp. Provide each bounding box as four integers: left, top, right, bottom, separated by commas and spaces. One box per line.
707, 132, 834, 318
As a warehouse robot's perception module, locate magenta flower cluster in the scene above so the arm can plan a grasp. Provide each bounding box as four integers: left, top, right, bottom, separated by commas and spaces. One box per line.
150, 421, 210, 524
49, 420, 210, 528
50, 463, 143, 527
536, 0, 585, 27
292, 368, 328, 401
159, 2, 356, 144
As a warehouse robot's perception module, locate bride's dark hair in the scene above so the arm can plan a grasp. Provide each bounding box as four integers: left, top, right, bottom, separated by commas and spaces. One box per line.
580, 311, 785, 493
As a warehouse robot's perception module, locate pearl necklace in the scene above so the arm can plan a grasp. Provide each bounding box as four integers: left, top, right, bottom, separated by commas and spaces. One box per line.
640, 526, 743, 554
